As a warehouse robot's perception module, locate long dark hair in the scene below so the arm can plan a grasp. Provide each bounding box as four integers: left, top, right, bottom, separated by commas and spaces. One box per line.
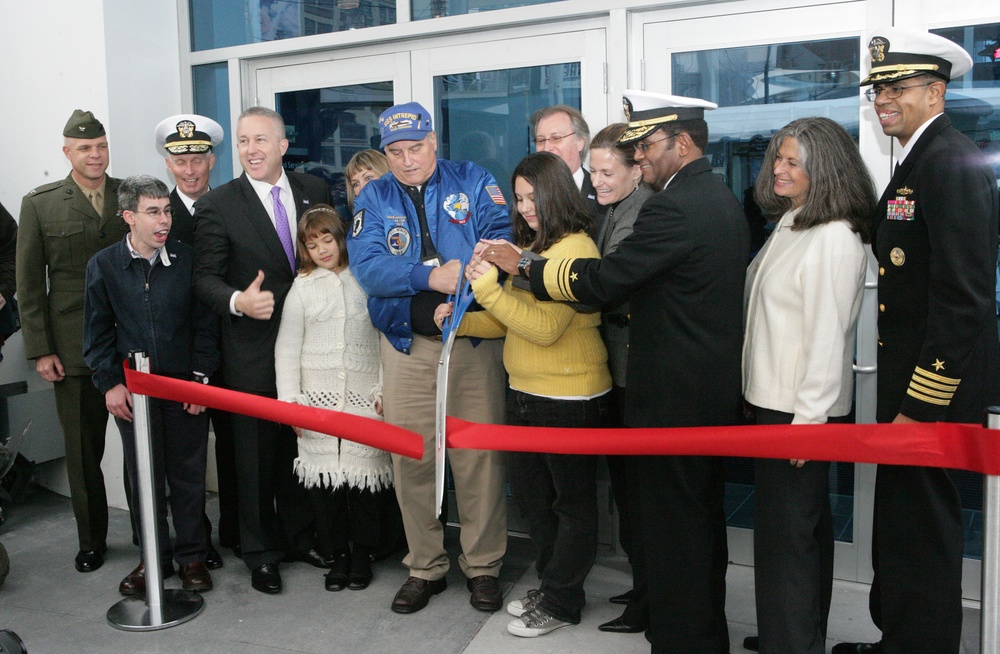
510, 152, 594, 252
754, 117, 875, 243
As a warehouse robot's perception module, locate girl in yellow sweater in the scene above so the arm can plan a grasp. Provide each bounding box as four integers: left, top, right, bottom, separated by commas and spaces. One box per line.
436, 151, 612, 638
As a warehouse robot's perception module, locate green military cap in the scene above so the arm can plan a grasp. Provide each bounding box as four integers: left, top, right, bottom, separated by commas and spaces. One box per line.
63, 110, 106, 139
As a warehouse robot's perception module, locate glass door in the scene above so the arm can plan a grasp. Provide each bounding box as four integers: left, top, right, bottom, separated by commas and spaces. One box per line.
635, 0, 874, 581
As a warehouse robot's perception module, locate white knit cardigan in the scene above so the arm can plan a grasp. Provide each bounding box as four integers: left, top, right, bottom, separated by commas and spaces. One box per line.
275, 266, 392, 491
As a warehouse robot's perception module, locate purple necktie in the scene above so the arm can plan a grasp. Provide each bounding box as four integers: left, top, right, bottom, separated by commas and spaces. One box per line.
271, 186, 295, 272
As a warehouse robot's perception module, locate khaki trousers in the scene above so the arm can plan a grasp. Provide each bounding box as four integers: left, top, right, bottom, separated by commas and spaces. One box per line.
380, 334, 506, 580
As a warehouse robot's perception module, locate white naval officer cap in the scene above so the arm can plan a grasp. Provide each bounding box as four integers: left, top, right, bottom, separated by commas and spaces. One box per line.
860, 27, 973, 86
618, 91, 718, 145
155, 114, 224, 155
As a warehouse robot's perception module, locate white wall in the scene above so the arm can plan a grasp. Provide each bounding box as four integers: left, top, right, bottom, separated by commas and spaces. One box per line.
0, 0, 185, 510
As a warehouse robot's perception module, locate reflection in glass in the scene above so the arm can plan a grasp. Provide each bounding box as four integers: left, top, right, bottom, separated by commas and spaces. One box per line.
190, 0, 396, 51
193, 63, 234, 189
412, 0, 555, 21
930, 22, 1000, 561
435, 63, 581, 201
275, 83, 394, 217
672, 37, 860, 543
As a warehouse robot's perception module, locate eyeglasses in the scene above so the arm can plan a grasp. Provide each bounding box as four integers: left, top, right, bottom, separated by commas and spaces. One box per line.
864, 82, 934, 102
131, 206, 173, 218
534, 133, 574, 147
634, 136, 673, 153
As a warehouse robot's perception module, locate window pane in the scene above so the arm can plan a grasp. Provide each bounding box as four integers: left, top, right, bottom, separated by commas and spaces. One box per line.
193, 63, 234, 189
190, 0, 395, 51
673, 37, 861, 543
434, 63, 581, 201
412, 0, 557, 21
275, 83, 394, 217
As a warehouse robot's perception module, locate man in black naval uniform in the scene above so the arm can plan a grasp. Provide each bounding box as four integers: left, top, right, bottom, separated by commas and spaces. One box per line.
155, 113, 234, 569
16, 110, 128, 572
834, 28, 1000, 654
487, 90, 749, 654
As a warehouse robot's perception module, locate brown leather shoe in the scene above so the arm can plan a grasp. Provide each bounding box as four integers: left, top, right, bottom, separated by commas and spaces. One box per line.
466, 575, 502, 612
118, 562, 175, 596
390, 576, 447, 614
179, 562, 213, 592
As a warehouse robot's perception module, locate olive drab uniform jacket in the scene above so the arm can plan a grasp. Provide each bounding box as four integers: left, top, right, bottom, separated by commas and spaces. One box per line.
16, 173, 127, 376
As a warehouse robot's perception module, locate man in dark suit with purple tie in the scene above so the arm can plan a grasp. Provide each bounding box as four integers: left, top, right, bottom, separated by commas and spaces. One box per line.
194, 106, 332, 594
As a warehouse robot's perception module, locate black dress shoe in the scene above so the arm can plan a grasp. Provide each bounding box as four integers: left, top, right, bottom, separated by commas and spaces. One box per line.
390, 576, 447, 614
205, 545, 224, 570
348, 549, 372, 591
743, 635, 759, 651
75, 546, 107, 573
251, 563, 282, 594
285, 548, 334, 569
609, 588, 636, 605
325, 552, 350, 592
831, 642, 883, 654
598, 615, 649, 634
466, 575, 501, 612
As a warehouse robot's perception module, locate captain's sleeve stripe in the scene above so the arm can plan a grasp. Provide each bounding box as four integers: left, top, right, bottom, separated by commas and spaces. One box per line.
542, 258, 579, 302
913, 366, 960, 386
908, 381, 954, 400
906, 388, 953, 406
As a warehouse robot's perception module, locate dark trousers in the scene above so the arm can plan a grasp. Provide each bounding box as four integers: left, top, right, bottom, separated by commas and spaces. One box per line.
208, 372, 240, 549
869, 465, 964, 654
115, 399, 208, 566
310, 485, 382, 556
638, 454, 729, 654
53, 376, 110, 552
506, 389, 606, 623
231, 412, 314, 570
753, 407, 833, 654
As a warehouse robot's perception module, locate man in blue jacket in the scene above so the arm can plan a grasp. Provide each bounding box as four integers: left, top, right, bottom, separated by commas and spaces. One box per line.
84, 175, 219, 598
347, 102, 510, 615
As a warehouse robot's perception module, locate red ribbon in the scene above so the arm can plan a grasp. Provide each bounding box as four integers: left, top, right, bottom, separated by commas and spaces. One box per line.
447, 417, 1000, 476
123, 367, 423, 460
123, 366, 1000, 475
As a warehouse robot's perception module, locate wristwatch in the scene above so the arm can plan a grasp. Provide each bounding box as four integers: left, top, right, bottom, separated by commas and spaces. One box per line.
517, 257, 531, 278
192, 372, 210, 385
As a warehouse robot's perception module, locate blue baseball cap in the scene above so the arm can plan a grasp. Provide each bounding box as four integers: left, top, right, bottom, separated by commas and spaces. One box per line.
379, 102, 434, 148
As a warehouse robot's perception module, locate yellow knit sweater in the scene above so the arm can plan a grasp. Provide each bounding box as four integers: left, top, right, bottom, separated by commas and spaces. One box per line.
458, 232, 611, 398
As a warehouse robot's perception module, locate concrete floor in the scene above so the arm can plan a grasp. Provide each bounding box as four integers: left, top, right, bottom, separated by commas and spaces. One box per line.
0, 485, 982, 653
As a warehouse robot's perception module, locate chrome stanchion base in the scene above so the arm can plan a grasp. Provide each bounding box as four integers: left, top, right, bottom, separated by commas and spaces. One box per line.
106, 590, 204, 631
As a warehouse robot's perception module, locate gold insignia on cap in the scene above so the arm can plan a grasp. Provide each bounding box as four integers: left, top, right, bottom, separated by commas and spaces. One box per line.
622, 98, 632, 121
868, 36, 888, 64
177, 120, 196, 139
896, 186, 913, 195
932, 359, 945, 371
890, 247, 905, 266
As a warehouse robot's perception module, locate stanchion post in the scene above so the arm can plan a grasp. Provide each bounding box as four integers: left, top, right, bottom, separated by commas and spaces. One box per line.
982, 407, 1000, 654
107, 352, 204, 631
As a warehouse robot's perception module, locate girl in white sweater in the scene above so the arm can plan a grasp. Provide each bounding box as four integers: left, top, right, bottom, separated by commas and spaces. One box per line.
275, 205, 393, 592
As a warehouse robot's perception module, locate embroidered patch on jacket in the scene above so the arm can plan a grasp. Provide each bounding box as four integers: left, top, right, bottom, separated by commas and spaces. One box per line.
444, 192, 471, 224
388, 226, 410, 255
351, 209, 365, 237
486, 185, 506, 205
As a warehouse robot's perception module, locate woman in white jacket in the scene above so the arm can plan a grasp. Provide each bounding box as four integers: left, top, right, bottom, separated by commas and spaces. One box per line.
743, 117, 876, 654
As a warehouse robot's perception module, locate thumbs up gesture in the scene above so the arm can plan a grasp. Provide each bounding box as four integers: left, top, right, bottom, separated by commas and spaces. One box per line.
236, 270, 275, 320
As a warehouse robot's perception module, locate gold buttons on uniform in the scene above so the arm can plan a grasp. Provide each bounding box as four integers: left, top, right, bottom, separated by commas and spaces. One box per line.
879, 304, 885, 312
879, 267, 885, 276
890, 247, 905, 266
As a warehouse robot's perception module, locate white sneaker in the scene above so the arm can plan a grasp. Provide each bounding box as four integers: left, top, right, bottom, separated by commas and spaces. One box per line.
507, 607, 573, 638
506, 588, 543, 617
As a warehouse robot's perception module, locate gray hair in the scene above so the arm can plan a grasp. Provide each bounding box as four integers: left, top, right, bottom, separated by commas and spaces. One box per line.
118, 175, 169, 213
530, 105, 591, 153
754, 116, 875, 242
239, 106, 286, 135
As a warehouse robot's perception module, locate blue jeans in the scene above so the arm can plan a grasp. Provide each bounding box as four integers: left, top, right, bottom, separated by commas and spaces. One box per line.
505, 389, 608, 622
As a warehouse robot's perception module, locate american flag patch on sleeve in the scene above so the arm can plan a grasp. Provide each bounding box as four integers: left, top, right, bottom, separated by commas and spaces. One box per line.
486, 185, 506, 205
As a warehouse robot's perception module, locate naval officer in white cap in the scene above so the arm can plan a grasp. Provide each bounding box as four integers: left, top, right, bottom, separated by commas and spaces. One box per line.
832, 27, 1000, 654
155, 114, 224, 244
484, 90, 749, 653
